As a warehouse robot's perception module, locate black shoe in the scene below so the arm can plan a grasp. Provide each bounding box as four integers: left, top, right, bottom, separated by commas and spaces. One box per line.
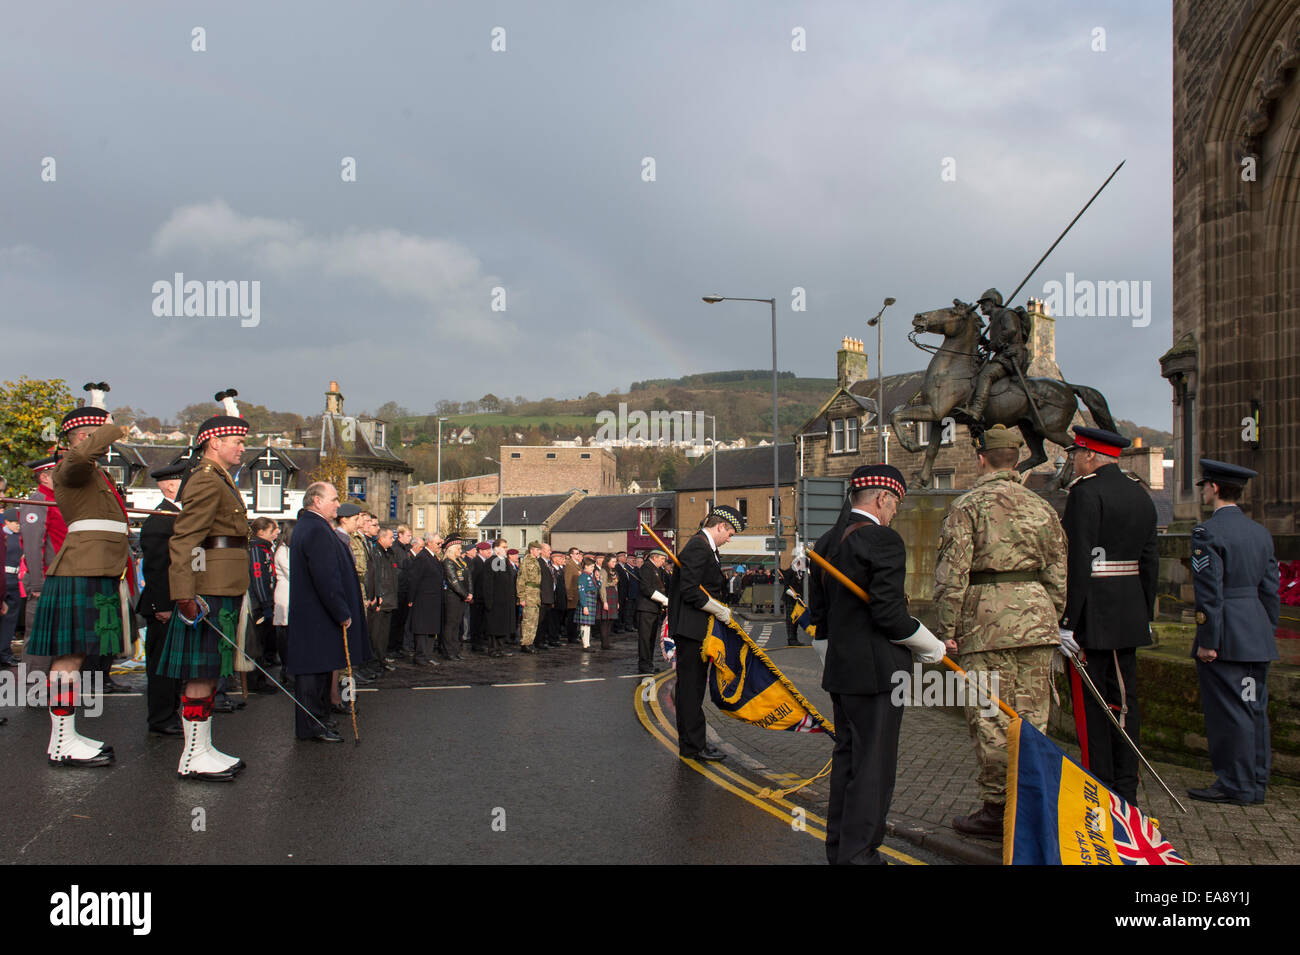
0, 655, 20, 667
329, 702, 354, 715
212, 699, 237, 714
521, 645, 537, 654
50, 752, 114, 768
349, 670, 375, 685
148, 723, 183, 737
326, 719, 339, 730
305, 729, 344, 743
1187, 786, 1253, 806
103, 679, 131, 694
680, 747, 726, 762
177, 767, 236, 782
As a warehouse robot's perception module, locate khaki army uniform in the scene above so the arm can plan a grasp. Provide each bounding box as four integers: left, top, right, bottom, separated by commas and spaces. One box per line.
517, 552, 542, 647
934, 467, 1067, 805
349, 531, 369, 590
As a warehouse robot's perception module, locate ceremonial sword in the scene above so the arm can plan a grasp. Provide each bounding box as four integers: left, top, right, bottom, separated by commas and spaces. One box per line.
1066, 650, 1188, 813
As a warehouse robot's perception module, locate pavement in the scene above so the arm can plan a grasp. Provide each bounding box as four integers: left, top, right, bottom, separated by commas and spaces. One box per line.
694, 612, 1300, 865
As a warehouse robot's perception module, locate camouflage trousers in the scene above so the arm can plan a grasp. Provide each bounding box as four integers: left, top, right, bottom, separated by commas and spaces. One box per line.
959, 645, 1054, 805
520, 601, 540, 647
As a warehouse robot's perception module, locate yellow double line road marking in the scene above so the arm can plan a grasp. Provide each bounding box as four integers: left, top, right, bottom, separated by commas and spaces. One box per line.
633, 671, 924, 866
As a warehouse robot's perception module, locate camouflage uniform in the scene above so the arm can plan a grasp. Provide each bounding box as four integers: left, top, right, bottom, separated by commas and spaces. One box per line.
934, 467, 1067, 806
517, 549, 542, 648
349, 531, 368, 590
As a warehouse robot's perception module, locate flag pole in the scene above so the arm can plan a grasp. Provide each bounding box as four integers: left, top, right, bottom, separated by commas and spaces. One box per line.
805, 546, 1019, 722
641, 522, 835, 738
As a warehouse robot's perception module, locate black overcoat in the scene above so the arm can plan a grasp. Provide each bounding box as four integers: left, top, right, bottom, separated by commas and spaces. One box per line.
407, 549, 445, 635
287, 509, 372, 675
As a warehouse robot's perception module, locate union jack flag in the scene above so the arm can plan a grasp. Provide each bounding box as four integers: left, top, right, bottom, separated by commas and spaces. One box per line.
659, 616, 676, 665
1109, 794, 1188, 865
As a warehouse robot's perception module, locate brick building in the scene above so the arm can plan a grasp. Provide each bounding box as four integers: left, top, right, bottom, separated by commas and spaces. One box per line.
500, 445, 619, 496
674, 444, 797, 558
1163, 0, 1300, 536
406, 472, 500, 537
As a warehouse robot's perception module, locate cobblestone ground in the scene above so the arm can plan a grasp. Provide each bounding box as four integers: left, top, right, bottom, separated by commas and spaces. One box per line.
703, 621, 1300, 865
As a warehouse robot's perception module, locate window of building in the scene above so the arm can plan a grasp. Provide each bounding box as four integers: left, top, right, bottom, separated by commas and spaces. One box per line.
415, 508, 425, 529
510, 452, 521, 458
831, 418, 845, 453
348, 476, 367, 501
845, 416, 859, 452
546, 452, 556, 459
256, 469, 283, 511
374, 423, 385, 447
768, 495, 777, 523
581, 452, 591, 459
933, 471, 955, 490
736, 498, 747, 523
104, 465, 127, 487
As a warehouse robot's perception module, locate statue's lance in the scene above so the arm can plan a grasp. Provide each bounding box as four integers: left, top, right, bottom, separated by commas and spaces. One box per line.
991, 160, 1126, 434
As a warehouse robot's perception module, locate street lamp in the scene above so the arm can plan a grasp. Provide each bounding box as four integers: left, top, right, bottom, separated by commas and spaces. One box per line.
702, 294, 780, 615
485, 455, 502, 540
436, 416, 448, 533
866, 297, 897, 459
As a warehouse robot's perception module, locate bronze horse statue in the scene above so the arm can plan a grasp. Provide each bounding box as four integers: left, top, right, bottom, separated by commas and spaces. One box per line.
889, 300, 1117, 487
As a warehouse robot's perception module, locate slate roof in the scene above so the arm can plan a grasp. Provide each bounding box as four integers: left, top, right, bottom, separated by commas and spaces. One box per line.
675, 444, 797, 492
798, 371, 928, 435
551, 494, 667, 533
321, 414, 413, 472
479, 494, 573, 527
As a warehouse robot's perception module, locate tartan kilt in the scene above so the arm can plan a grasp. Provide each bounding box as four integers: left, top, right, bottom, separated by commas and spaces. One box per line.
27, 576, 123, 657
158, 595, 243, 680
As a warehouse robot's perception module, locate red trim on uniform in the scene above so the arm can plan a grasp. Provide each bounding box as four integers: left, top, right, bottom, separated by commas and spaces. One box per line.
850, 475, 906, 498
181, 694, 215, 721
48, 675, 76, 715
1069, 667, 1089, 768
195, 424, 249, 445
1074, 434, 1121, 456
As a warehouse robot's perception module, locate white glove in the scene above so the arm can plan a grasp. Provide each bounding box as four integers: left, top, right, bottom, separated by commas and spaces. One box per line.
1058, 628, 1081, 658
702, 596, 732, 627
813, 637, 828, 666
651, 591, 669, 607
892, 619, 946, 664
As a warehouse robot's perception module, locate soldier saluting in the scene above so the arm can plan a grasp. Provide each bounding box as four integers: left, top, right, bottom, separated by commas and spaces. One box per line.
158, 390, 251, 782
27, 383, 130, 767
1187, 460, 1279, 806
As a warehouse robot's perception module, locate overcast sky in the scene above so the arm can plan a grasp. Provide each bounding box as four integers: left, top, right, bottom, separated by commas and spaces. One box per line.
2, 1, 1173, 429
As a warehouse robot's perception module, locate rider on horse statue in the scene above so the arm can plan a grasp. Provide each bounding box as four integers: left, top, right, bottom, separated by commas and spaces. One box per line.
964, 288, 1031, 423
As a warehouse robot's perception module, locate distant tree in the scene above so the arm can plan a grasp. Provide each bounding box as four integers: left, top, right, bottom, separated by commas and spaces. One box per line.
435, 400, 459, 415
479, 393, 501, 413
376, 400, 408, 421
658, 460, 678, 491
308, 450, 350, 498
446, 481, 468, 537
0, 377, 75, 493
137, 415, 163, 433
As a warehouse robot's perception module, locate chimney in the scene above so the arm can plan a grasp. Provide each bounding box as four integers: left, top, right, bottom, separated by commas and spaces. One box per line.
836, 336, 870, 390
325, 380, 344, 415
1133, 436, 1143, 448
1023, 298, 1055, 366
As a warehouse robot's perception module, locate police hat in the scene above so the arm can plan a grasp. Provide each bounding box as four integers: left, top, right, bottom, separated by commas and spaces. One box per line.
2, 507, 18, 523
150, 462, 189, 481
849, 464, 906, 499
337, 502, 363, 518
1066, 426, 1130, 457
1196, 458, 1257, 488
707, 504, 746, 534
976, 424, 1024, 452
24, 455, 58, 473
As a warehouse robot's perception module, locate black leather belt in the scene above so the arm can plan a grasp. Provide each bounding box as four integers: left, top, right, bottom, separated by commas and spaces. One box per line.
969, 570, 1040, 585
202, 536, 245, 549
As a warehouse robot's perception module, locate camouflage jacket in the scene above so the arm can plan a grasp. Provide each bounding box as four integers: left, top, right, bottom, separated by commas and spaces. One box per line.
933, 469, 1067, 653
516, 551, 541, 600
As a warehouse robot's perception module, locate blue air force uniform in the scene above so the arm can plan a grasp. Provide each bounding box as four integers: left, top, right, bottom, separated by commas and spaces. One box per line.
1189, 460, 1279, 805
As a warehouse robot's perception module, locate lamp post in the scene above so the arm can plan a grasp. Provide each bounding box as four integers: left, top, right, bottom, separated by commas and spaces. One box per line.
485, 455, 502, 540
700, 412, 718, 509
703, 294, 780, 614
866, 297, 897, 459
436, 416, 448, 533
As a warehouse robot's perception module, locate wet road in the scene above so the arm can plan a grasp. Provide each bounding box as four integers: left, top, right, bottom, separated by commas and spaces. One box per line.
1, 643, 946, 864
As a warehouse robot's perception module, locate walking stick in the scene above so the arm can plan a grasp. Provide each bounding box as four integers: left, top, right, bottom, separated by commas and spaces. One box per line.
341, 622, 360, 744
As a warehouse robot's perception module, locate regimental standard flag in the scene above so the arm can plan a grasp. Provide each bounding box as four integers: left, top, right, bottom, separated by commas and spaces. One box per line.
1005, 718, 1188, 865
701, 618, 835, 738
659, 616, 675, 665
787, 592, 817, 638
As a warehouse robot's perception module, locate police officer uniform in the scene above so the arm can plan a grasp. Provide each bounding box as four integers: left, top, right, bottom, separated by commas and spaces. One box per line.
159, 390, 251, 781
666, 505, 744, 761
1187, 459, 1279, 806
1059, 426, 1158, 805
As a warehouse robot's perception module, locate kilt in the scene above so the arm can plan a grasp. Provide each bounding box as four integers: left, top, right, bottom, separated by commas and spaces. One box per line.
27, 575, 122, 657
596, 584, 620, 622
157, 595, 243, 680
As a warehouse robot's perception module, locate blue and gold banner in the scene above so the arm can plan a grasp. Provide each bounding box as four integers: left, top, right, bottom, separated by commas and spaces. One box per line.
787, 592, 816, 638
702, 618, 834, 738
1005, 718, 1187, 865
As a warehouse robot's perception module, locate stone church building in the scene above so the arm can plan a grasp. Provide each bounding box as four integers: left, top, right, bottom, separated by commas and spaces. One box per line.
1165, 0, 1300, 538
